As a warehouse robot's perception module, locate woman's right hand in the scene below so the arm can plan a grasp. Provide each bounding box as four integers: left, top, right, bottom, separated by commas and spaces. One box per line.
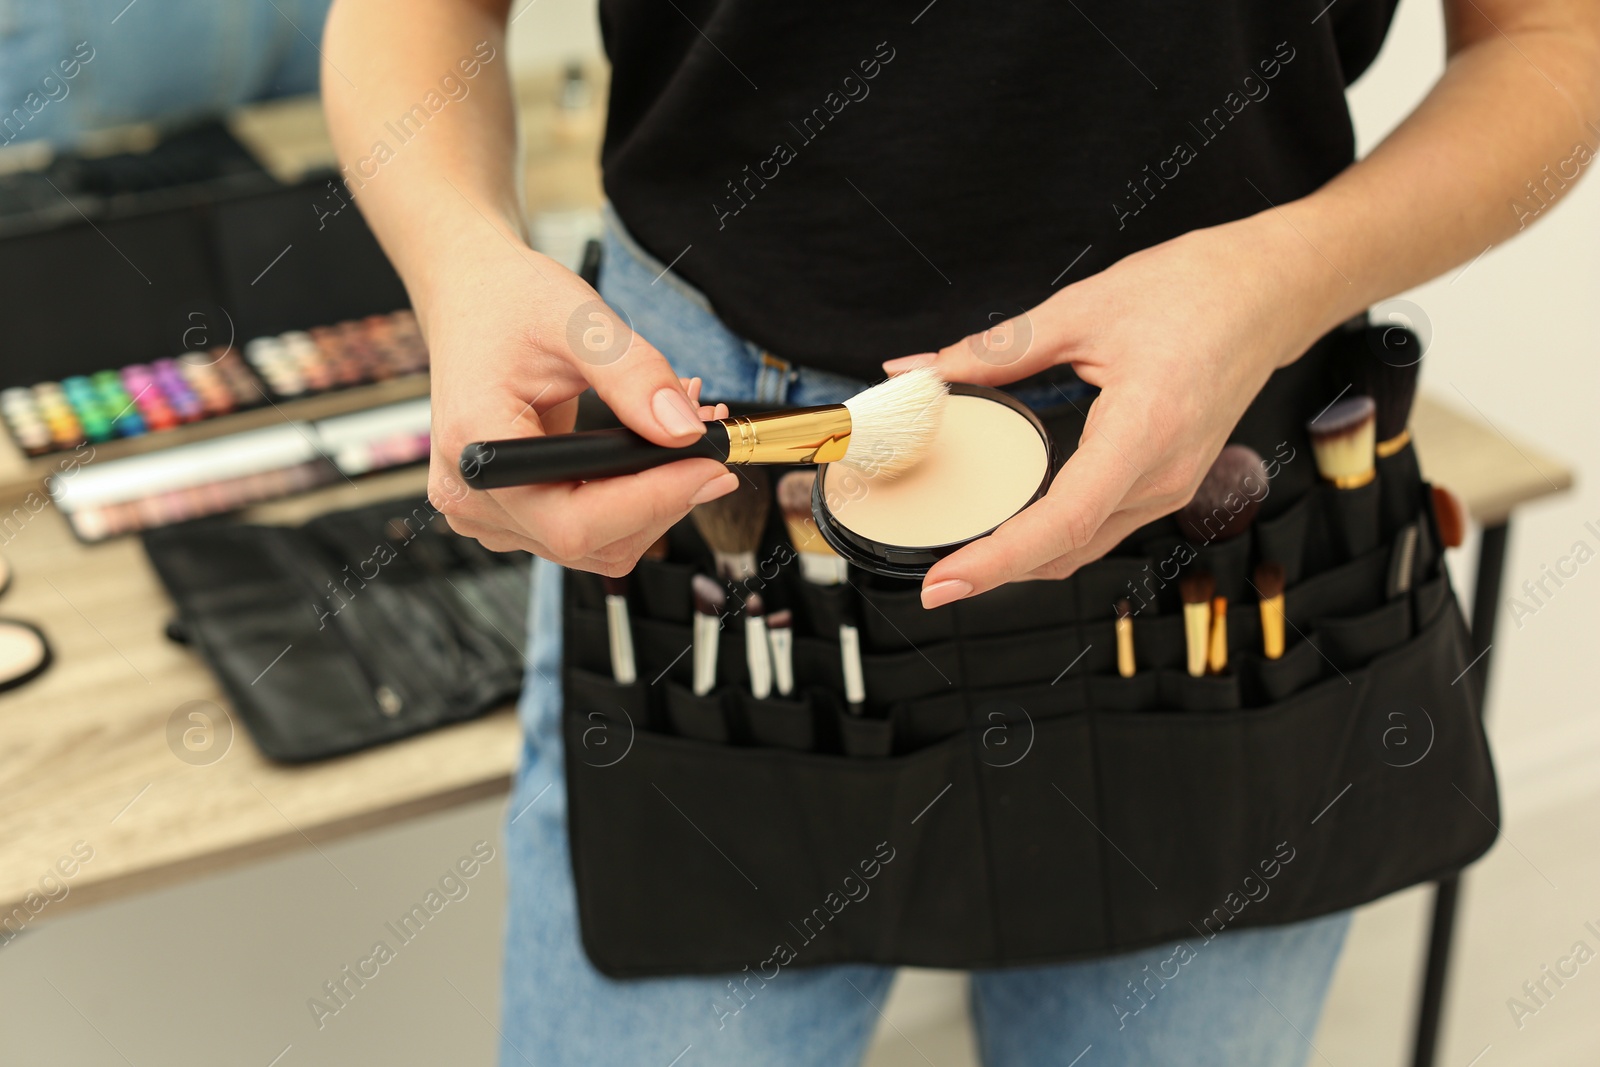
422, 239, 737, 575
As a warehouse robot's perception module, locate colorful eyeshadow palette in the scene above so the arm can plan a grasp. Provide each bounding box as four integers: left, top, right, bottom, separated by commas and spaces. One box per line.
245, 309, 427, 399
1, 309, 427, 458
46, 398, 433, 543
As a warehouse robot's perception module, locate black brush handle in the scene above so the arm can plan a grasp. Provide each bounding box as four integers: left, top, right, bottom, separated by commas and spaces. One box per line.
459, 424, 731, 488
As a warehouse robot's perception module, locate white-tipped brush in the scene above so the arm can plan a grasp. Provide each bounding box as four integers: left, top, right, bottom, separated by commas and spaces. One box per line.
691, 469, 774, 698
460, 368, 950, 487
834, 367, 948, 478
691, 574, 725, 696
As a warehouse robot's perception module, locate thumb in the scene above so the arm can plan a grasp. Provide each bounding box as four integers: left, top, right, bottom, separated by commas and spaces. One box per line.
566, 300, 705, 446
883, 310, 1057, 387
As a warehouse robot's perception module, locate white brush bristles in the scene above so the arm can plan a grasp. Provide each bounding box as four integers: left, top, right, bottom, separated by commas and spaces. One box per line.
839, 367, 949, 478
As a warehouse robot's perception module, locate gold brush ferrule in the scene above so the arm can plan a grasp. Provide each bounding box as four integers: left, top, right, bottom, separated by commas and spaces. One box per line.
1375, 428, 1411, 459
1331, 468, 1377, 490
720, 406, 853, 466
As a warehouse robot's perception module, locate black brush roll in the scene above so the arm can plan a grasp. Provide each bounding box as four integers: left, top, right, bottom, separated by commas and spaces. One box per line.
144, 497, 528, 762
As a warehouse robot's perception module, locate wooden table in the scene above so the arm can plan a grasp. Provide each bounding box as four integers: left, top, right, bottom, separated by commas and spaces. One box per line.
0, 467, 522, 921
1410, 393, 1574, 524
0, 66, 603, 923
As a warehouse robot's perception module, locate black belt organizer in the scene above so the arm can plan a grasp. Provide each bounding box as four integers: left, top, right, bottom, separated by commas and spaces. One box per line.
561, 334, 1499, 978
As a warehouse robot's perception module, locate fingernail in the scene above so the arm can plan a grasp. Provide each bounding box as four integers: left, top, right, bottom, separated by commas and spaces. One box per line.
883, 353, 936, 373
653, 388, 704, 438
690, 472, 740, 505
921, 578, 972, 609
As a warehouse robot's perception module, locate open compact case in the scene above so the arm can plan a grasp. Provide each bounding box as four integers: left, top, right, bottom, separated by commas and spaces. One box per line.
812, 385, 1053, 578
555, 328, 1498, 978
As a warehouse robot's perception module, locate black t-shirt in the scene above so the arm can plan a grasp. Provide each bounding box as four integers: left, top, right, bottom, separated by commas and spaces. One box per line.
598, 1, 1399, 379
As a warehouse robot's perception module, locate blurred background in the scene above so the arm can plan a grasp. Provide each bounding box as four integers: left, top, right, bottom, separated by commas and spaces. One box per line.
0, 0, 1595, 1064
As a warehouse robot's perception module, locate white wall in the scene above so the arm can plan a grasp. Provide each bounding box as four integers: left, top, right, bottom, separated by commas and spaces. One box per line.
1348, 0, 1600, 813
504, 0, 604, 72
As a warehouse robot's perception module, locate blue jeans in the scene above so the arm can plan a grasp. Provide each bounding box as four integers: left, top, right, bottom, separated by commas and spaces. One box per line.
499, 208, 1352, 1066
0, 0, 328, 147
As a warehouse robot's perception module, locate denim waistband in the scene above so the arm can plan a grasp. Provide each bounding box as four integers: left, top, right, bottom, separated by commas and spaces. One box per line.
598, 203, 1088, 411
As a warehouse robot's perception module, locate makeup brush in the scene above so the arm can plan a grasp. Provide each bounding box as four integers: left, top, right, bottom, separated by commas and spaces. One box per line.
1207, 596, 1229, 674
1180, 572, 1214, 679
1115, 598, 1136, 678
1351, 352, 1424, 538
691, 574, 724, 696
1351, 358, 1420, 460
840, 613, 867, 716
1255, 562, 1286, 660
598, 533, 670, 685
460, 367, 950, 488
779, 469, 850, 585
778, 469, 868, 712
691, 470, 774, 699
601, 574, 637, 685
1177, 445, 1270, 544
1307, 396, 1377, 489
767, 609, 795, 697
741, 591, 774, 698
1432, 485, 1467, 548
1387, 522, 1420, 599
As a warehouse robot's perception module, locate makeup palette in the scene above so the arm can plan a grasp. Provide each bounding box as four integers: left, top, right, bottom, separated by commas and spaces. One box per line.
813, 385, 1054, 578
47, 398, 434, 543
246, 310, 427, 398
0, 310, 427, 458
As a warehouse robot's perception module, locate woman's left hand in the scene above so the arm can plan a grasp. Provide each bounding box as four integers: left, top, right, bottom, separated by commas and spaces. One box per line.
884, 213, 1340, 610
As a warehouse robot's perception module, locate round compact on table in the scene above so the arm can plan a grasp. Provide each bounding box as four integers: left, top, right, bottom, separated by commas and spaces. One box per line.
813, 384, 1055, 579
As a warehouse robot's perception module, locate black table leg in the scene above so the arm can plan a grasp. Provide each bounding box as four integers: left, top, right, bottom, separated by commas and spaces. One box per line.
1409, 520, 1510, 1067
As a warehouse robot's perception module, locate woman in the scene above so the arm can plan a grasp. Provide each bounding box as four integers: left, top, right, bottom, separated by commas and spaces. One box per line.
323, 1, 1600, 1063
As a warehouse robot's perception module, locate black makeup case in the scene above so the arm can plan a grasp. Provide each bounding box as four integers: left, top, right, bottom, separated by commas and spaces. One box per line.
143, 497, 529, 761
558, 327, 1498, 977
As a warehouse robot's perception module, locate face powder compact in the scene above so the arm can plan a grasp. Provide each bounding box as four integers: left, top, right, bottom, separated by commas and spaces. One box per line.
812, 384, 1054, 579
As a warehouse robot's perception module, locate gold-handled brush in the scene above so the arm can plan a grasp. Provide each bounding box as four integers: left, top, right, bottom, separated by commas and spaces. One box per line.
1115, 598, 1136, 678
1207, 595, 1229, 674
1308, 396, 1377, 489
1180, 572, 1214, 679
1255, 562, 1286, 660
779, 470, 850, 585
460, 368, 949, 488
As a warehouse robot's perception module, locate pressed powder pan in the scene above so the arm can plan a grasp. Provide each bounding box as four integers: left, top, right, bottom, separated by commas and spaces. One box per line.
813, 385, 1054, 579
0, 619, 52, 694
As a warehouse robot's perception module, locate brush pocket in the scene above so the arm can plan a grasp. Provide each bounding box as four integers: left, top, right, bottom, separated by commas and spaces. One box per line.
559, 479, 1498, 977
740, 690, 820, 752
1377, 440, 1425, 541
663, 681, 732, 744
1255, 490, 1317, 587
1320, 479, 1383, 564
